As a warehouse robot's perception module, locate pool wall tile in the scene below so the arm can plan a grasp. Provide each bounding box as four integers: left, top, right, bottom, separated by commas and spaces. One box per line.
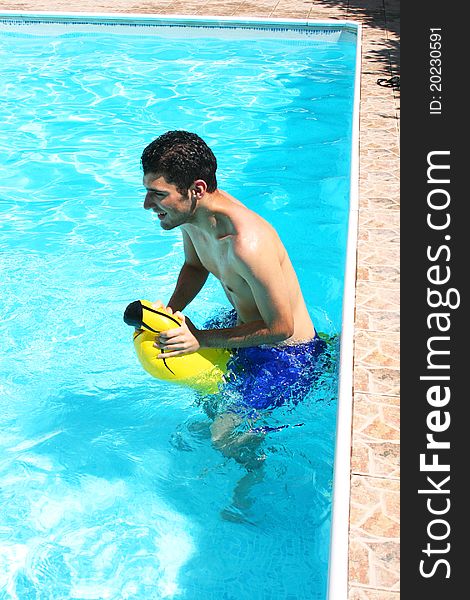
354, 364, 400, 397
354, 307, 399, 333
355, 281, 399, 313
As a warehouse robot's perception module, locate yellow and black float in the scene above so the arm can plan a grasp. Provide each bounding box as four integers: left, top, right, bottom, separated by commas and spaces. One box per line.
124, 299, 230, 394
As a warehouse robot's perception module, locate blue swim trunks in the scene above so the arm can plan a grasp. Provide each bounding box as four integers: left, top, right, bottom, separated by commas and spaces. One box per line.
204, 309, 327, 411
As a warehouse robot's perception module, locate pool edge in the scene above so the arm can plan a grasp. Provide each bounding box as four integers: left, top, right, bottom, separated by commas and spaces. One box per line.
327, 23, 362, 600
0, 9, 359, 29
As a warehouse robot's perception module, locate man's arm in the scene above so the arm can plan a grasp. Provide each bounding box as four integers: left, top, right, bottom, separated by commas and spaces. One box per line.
156, 235, 294, 356
197, 237, 293, 348
197, 318, 290, 349
165, 230, 209, 312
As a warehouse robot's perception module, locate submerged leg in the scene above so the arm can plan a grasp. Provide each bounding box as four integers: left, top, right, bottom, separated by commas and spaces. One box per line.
210, 411, 265, 470
210, 411, 266, 521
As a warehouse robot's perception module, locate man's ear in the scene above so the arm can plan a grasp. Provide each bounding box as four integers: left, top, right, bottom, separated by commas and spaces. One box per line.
192, 179, 207, 198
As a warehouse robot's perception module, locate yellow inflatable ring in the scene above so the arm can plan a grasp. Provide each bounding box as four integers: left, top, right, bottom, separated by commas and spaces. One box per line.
124, 300, 230, 394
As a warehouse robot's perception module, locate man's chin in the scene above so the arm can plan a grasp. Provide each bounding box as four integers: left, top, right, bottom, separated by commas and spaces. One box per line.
159, 220, 176, 231
159, 214, 187, 230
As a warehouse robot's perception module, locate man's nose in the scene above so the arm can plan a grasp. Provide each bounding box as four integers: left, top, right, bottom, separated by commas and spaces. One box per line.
143, 192, 153, 210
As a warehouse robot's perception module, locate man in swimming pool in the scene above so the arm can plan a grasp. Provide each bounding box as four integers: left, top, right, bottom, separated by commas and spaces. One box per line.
142, 131, 326, 514
141, 130, 317, 357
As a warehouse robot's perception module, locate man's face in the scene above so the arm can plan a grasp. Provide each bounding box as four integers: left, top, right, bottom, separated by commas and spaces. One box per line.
143, 173, 193, 230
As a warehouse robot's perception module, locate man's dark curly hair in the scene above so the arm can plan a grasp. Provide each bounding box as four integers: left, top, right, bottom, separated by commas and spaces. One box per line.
141, 130, 218, 194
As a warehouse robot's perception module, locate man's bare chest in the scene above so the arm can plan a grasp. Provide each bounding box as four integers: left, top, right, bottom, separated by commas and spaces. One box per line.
187, 229, 227, 274
190, 233, 250, 296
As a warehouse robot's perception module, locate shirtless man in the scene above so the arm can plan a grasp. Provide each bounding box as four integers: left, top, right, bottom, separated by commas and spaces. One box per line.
141, 131, 326, 496
141, 130, 316, 357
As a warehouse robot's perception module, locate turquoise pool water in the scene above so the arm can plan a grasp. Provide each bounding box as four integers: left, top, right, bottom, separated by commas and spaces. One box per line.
0, 20, 356, 600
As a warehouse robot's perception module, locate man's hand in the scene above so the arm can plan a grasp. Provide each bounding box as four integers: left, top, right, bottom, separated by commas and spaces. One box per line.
152, 305, 201, 357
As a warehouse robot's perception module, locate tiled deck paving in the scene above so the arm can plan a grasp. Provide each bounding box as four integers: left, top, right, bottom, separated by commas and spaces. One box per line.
0, 1, 400, 597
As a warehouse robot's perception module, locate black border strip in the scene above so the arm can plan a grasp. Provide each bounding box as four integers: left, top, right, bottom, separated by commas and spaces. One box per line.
401, 3, 466, 597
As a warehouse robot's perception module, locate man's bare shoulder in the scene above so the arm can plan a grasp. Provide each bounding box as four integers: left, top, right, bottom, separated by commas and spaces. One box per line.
219, 191, 276, 235
225, 205, 284, 271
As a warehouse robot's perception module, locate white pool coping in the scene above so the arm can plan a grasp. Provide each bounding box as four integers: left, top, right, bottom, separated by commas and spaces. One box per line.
0, 10, 358, 28
0, 11, 362, 599
327, 20, 361, 600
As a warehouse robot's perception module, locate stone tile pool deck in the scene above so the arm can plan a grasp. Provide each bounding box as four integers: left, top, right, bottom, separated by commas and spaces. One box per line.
0, 1, 400, 597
